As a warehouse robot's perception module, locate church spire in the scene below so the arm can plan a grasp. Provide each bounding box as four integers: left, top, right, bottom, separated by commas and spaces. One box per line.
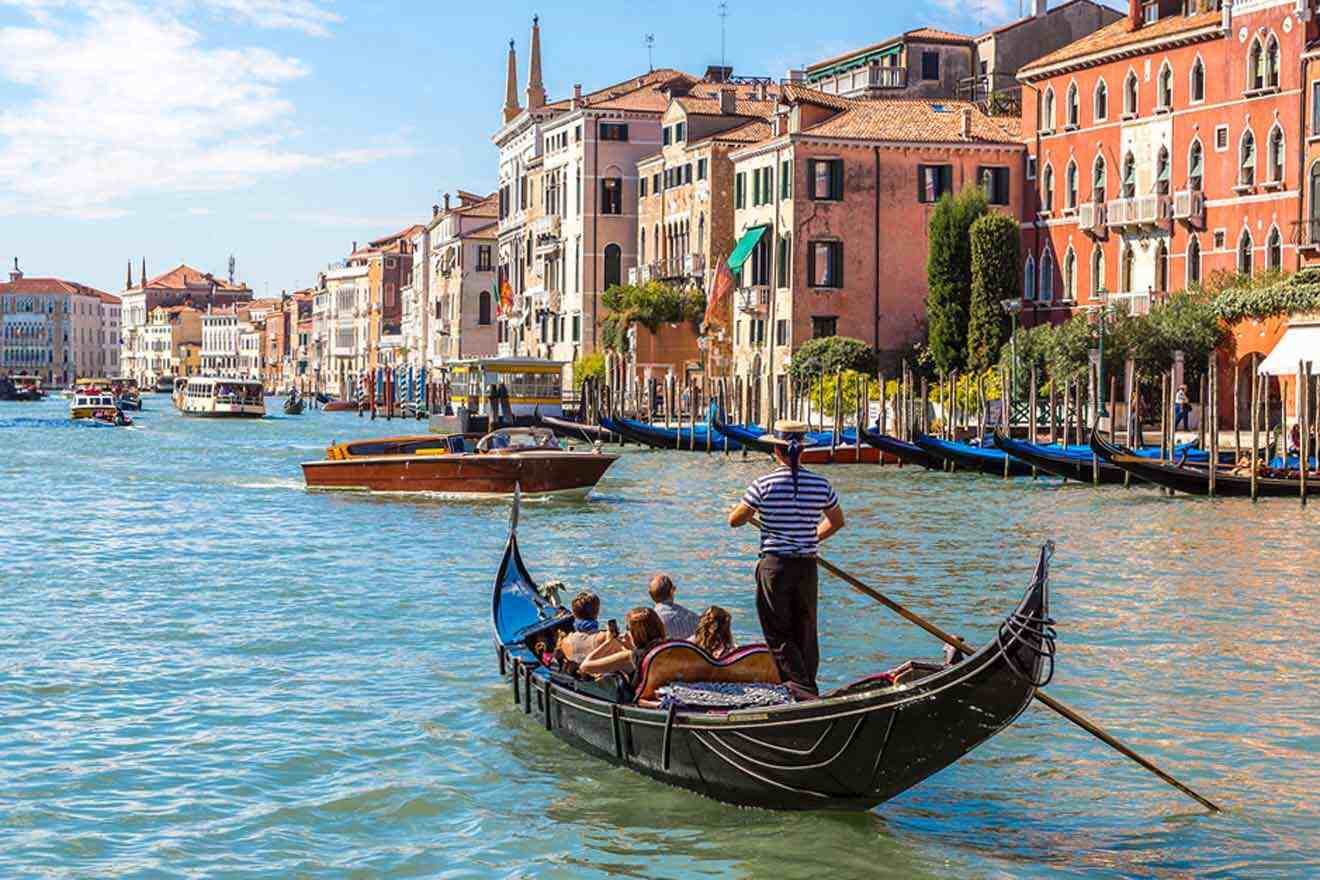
141, 257, 147, 287
126, 260, 133, 290
526, 15, 546, 110
502, 38, 521, 123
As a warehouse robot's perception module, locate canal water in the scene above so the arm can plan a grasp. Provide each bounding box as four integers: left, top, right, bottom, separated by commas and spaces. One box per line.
2, 396, 1316, 879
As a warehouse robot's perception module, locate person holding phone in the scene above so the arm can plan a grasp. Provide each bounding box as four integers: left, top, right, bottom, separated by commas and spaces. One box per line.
579, 608, 667, 686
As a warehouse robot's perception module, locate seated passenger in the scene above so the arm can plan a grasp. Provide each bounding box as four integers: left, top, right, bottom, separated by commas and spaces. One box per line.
649, 574, 699, 641
578, 607, 667, 687
689, 605, 735, 659
559, 591, 607, 661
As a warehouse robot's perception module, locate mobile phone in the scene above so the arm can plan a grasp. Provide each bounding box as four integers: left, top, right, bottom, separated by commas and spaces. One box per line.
606, 619, 619, 639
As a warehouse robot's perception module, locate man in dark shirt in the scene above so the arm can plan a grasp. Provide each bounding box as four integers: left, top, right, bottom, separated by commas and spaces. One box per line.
728, 420, 845, 695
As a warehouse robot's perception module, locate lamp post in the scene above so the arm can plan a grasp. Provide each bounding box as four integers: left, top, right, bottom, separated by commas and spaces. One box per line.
1001, 298, 1023, 411
1094, 292, 1108, 418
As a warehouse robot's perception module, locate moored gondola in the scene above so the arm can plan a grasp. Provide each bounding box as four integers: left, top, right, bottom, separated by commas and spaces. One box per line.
491, 498, 1055, 811
1090, 431, 1319, 498
993, 431, 1132, 485
914, 434, 1037, 478
859, 429, 941, 469
534, 408, 619, 444
603, 413, 746, 452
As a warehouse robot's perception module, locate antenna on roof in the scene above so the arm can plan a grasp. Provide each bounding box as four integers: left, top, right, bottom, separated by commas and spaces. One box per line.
228, 254, 236, 285
718, 2, 728, 70
644, 33, 655, 72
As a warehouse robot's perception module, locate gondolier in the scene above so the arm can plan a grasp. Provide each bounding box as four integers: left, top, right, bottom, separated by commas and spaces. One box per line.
728, 420, 845, 695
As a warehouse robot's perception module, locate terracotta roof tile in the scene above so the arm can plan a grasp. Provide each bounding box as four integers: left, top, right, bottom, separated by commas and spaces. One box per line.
694, 118, 773, 145
453, 193, 498, 217
142, 264, 248, 292
806, 26, 972, 73
368, 224, 426, 248
674, 94, 777, 118
542, 68, 693, 112
803, 98, 1020, 144
1020, 10, 1221, 77
779, 83, 854, 111
0, 277, 113, 298
903, 27, 975, 44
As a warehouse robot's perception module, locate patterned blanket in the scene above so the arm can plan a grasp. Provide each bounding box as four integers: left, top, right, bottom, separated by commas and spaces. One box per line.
656, 681, 794, 710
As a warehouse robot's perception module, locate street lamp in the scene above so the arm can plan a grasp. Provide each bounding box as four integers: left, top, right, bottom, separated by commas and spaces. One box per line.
1001, 298, 1023, 409
1093, 291, 1108, 419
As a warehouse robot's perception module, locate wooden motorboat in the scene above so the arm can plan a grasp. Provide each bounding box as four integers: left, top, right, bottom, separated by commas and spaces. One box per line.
491, 498, 1055, 811
1090, 431, 1319, 498
914, 434, 1036, 477
1, 374, 46, 401
301, 427, 618, 497
322, 399, 358, 413
859, 429, 941, 469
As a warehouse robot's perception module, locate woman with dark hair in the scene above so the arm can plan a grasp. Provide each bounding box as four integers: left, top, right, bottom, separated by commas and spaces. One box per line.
578, 607, 668, 686
727, 420, 845, 697
690, 606, 735, 659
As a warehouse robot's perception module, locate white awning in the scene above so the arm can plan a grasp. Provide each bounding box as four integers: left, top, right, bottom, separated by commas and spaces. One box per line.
1258, 323, 1320, 376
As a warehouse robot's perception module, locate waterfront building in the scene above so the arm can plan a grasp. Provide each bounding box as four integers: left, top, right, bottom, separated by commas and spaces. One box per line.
142, 305, 202, 384
324, 258, 369, 397
97, 293, 121, 376
1017, 0, 1311, 323
120, 262, 252, 385
431, 191, 500, 363
262, 297, 291, 391
363, 226, 421, 373
727, 85, 1024, 422
0, 261, 114, 385
200, 305, 253, 376
803, 1, 1122, 107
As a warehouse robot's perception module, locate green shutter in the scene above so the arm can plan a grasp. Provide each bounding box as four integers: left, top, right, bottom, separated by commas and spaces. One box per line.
807, 242, 817, 286
832, 243, 844, 288
735, 173, 745, 208
830, 160, 843, 200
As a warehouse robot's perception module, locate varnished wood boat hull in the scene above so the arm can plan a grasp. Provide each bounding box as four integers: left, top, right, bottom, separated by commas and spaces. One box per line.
301, 451, 618, 496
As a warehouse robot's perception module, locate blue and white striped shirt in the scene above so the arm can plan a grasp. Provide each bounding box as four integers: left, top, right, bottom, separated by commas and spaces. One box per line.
741, 465, 838, 557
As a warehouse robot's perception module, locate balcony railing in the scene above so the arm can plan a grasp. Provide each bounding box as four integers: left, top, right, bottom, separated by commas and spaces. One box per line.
649, 254, 707, 281
737, 286, 771, 314
1172, 189, 1205, 224
1077, 202, 1106, 234
1101, 291, 1158, 317
1106, 195, 1171, 228
1291, 219, 1320, 249
871, 66, 906, 90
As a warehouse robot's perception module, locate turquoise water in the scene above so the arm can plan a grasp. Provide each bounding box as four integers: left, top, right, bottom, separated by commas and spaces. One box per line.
2, 397, 1317, 879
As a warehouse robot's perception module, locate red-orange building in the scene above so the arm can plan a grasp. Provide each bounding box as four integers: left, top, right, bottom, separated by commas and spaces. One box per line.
1018, 0, 1310, 322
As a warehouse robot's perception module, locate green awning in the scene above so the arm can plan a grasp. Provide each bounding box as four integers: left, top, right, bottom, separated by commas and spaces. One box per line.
727, 225, 768, 272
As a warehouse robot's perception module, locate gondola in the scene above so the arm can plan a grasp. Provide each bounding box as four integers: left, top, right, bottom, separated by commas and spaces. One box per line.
710, 415, 866, 458
534, 408, 619, 444
992, 431, 1133, 485
859, 429, 941, 470
491, 495, 1056, 811
1091, 431, 1320, 498
914, 434, 1037, 478
283, 395, 305, 415
602, 413, 747, 452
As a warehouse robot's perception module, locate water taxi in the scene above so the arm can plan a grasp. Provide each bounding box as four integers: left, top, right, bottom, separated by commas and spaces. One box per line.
1, 374, 47, 401
70, 391, 131, 425
301, 426, 617, 497
154, 376, 176, 394
178, 377, 266, 418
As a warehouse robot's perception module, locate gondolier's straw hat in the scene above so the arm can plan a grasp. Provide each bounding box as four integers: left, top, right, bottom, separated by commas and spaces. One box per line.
758, 419, 817, 447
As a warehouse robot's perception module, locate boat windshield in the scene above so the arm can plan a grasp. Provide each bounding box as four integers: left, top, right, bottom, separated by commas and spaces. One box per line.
215, 383, 263, 404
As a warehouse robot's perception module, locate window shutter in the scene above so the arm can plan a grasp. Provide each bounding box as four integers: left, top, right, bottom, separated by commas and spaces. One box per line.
832, 243, 844, 288
807, 243, 817, 286
806, 159, 817, 199
830, 160, 843, 199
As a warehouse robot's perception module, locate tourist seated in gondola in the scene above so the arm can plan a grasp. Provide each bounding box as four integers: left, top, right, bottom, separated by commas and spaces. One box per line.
689, 606, 735, 659
649, 574, 699, 640
558, 591, 608, 661
578, 607, 667, 686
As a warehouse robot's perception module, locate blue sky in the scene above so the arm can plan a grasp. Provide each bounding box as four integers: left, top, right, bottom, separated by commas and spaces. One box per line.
0, 0, 1115, 296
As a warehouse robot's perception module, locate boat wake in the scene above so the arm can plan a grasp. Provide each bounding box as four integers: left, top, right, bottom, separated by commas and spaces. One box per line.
0, 418, 117, 430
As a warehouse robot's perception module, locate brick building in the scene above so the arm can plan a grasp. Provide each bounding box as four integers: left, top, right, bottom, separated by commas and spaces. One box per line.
0, 263, 112, 385
728, 86, 1024, 422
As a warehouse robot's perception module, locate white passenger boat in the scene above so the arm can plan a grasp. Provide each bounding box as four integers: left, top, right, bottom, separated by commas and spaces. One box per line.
178, 377, 265, 418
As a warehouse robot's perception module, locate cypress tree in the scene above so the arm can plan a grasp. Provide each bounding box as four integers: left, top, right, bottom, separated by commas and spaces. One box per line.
925, 186, 988, 374
967, 212, 1021, 372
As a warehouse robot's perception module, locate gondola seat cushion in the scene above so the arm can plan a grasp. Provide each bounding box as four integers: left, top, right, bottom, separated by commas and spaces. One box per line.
634, 641, 781, 703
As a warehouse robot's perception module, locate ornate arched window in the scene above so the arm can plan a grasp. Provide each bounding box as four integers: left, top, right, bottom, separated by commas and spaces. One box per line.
1187, 236, 1202, 286
1040, 248, 1055, 302
604, 243, 622, 289
1158, 62, 1173, 109
1238, 229, 1254, 276
1093, 155, 1107, 203
1042, 163, 1055, 212
1156, 146, 1170, 195
1122, 152, 1136, 198
1249, 39, 1265, 91
1155, 241, 1168, 293
1240, 130, 1256, 186
1266, 226, 1282, 271
1268, 125, 1285, 184
1266, 37, 1280, 89
1188, 139, 1204, 191
1094, 78, 1108, 121
1190, 56, 1205, 103
1063, 247, 1076, 301
1121, 245, 1134, 291
1042, 87, 1055, 132
1066, 160, 1078, 209
1024, 254, 1036, 301
1124, 70, 1138, 115
1066, 82, 1079, 127
1092, 246, 1105, 297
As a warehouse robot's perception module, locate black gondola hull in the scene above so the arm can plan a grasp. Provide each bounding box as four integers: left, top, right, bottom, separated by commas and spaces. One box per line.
993, 431, 1132, 485
1090, 432, 1316, 497
492, 525, 1052, 811
859, 429, 940, 469
914, 434, 1036, 478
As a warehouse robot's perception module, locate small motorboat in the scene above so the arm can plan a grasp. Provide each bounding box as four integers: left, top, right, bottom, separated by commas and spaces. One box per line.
490, 495, 1055, 810
301, 426, 618, 497
155, 376, 176, 394
322, 399, 358, 413
71, 391, 131, 425
1, 375, 46, 401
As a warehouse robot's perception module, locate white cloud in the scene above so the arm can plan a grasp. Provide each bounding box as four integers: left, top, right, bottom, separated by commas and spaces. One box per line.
926, 0, 1024, 29
0, 0, 388, 218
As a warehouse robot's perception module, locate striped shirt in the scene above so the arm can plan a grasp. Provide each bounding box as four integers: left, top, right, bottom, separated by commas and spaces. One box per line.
741, 465, 838, 557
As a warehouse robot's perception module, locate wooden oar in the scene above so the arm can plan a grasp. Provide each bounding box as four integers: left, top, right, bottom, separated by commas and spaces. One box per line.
813, 552, 1221, 812
746, 518, 1221, 812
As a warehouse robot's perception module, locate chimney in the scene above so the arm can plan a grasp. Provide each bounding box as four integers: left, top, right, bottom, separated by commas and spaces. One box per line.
126, 259, 133, 290
432, 204, 439, 218
141, 257, 147, 286
444, 193, 451, 211
755, 82, 767, 101
9, 257, 21, 282
1035, 0, 1048, 17
352, 241, 357, 253
503, 39, 521, 123
785, 69, 805, 83
720, 86, 736, 114
573, 83, 583, 107
1128, 0, 1142, 28
960, 107, 973, 139
526, 15, 546, 110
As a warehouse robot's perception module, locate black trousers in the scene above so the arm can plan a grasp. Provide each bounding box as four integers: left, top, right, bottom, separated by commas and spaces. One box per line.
755, 554, 819, 693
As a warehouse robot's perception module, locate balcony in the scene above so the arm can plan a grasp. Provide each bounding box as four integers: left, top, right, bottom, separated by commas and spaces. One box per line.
1102, 291, 1157, 317
1106, 195, 1170, 228
1077, 202, 1106, 235
737, 285, 771, 314
685, 253, 706, 275
1172, 189, 1205, 225
1291, 219, 1320, 250
651, 254, 706, 281
870, 66, 906, 90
